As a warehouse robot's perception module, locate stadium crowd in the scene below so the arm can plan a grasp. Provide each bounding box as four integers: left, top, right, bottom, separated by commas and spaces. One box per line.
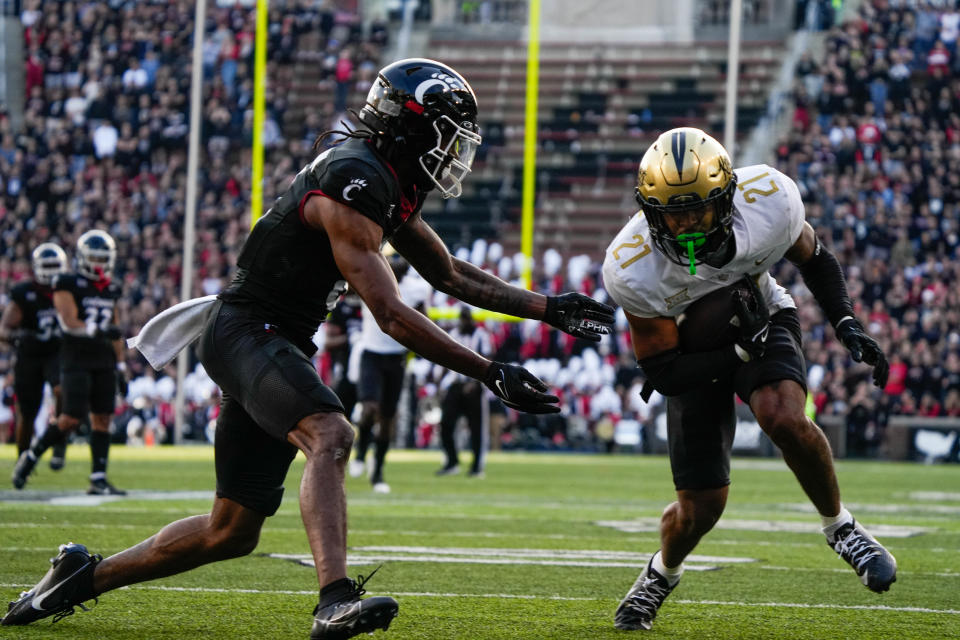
1, 0, 959, 460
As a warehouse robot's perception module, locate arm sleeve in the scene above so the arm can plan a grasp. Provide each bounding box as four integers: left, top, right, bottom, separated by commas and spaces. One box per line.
797, 238, 855, 328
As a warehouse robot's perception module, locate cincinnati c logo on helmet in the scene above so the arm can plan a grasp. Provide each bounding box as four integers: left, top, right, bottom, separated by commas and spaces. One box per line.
414, 73, 465, 103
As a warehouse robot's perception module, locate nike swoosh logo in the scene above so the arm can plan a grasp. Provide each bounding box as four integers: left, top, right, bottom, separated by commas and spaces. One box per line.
31, 565, 89, 610
494, 379, 507, 397
754, 250, 776, 266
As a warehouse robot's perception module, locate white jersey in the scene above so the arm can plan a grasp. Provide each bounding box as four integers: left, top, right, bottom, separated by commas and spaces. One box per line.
602, 164, 805, 318
358, 270, 433, 354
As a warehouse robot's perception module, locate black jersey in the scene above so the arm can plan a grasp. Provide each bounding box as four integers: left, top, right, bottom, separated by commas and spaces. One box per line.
220, 137, 426, 353
53, 273, 122, 370
9, 281, 61, 356
326, 296, 364, 368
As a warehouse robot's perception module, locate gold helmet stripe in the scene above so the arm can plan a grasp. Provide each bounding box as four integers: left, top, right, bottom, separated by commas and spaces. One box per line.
670, 130, 687, 183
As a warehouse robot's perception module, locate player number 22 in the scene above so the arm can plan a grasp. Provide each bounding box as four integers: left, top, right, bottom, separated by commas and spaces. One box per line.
737, 171, 780, 203
613, 234, 651, 268
84, 307, 112, 334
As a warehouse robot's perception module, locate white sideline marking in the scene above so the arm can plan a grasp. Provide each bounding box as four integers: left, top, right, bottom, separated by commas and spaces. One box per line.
596, 518, 931, 537
272, 552, 722, 571
0, 490, 214, 506
348, 546, 756, 563
761, 565, 960, 578
267, 546, 755, 571
782, 501, 960, 516
909, 491, 960, 501
1, 583, 957, 615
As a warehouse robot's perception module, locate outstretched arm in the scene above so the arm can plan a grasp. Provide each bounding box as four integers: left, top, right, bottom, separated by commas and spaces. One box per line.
391, 214, 546, 317
392, 215, 614, 340
786, 222, 888, 387
304, 196, 559, 413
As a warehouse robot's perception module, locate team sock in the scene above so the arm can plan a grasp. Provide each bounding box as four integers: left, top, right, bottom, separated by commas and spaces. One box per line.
30, 424, 64, 458
372, 440, 389, 482
651, 550, 684, 586
319, 577, 355, 607
90, 430, 110, 476
821, 506, 854, 538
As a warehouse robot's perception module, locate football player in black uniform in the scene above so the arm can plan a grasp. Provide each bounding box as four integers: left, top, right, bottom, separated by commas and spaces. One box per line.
1, 58, 616, 639
325, 291, 364, 421
11, 230, 128, 495
2, 243, 68, 479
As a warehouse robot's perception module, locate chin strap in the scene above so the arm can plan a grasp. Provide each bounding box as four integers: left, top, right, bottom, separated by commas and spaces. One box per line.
676, 232, 706, 275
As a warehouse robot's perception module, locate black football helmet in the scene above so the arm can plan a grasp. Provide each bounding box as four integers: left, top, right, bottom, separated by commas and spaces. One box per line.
31, 243, 68, 286
636, 127, 737, 274
76, 230, 116, 280
359, 58, 481, 198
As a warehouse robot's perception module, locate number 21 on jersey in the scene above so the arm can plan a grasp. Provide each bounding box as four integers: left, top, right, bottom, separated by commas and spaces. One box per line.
613, 233, 651, 269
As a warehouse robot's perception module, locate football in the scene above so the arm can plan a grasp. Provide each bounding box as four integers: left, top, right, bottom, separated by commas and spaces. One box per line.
677, 280, 753, 352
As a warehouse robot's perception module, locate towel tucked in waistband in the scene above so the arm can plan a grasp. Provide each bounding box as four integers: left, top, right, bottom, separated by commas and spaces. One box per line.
127, 295, 218, 370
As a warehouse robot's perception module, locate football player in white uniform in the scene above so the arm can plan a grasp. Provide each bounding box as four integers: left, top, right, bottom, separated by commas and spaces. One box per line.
602, 128, 896, 631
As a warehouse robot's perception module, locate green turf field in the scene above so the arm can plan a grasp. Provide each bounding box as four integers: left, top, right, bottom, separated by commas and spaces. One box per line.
0, 445, 957, 639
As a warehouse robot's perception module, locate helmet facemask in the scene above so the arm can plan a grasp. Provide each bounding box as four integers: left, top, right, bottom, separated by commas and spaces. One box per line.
640, 177, 737, 274
419, 115, 480, 198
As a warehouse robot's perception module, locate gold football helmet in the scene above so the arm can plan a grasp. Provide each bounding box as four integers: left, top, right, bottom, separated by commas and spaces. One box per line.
636, 127, 736, 274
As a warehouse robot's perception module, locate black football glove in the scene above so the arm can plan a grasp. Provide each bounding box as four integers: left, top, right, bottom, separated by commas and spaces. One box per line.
732, 275, 770, 361
116, 370, 129, 398
835, 317, 889, 388
483, 361, 560, 414
544, 292, 616, 342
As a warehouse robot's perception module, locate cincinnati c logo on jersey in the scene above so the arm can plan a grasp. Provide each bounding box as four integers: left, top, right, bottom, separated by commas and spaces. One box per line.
342, 178, 368, 201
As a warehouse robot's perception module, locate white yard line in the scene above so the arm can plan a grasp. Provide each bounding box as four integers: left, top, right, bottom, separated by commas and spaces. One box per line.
761, 565, 960, 578
0, 583, 955, 615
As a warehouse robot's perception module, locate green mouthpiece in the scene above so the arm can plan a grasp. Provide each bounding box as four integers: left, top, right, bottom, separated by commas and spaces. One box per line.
676, 233, 706, 275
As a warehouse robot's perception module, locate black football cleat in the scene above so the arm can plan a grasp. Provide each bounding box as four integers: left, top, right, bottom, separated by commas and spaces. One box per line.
827, 519, 897, 593
1, 543, 101, 626
49, 440, 67, 471
310, 569, 398, 640
614, 555, 678, 631
87, 478, 126, 496
11, 450, 38, 490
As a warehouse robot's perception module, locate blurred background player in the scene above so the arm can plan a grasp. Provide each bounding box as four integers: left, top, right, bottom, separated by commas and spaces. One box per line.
603, 128, 895, 632
12, 230, 128, 495
349, 247, 431, 493
435, 306, 493, 478
323, 291, 364, 424
3, 243, 68, 484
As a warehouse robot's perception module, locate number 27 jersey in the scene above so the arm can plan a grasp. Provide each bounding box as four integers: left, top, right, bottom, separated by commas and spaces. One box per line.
602, 164, 805, 319
53, 273, 121, 369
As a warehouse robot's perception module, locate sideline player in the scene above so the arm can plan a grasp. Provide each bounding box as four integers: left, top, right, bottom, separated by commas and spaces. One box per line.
2, 58, 615, 639
435, 306, 493, 477
11, 231, 128, 495
3, 244, 68, 479
601, 128, 896, 631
